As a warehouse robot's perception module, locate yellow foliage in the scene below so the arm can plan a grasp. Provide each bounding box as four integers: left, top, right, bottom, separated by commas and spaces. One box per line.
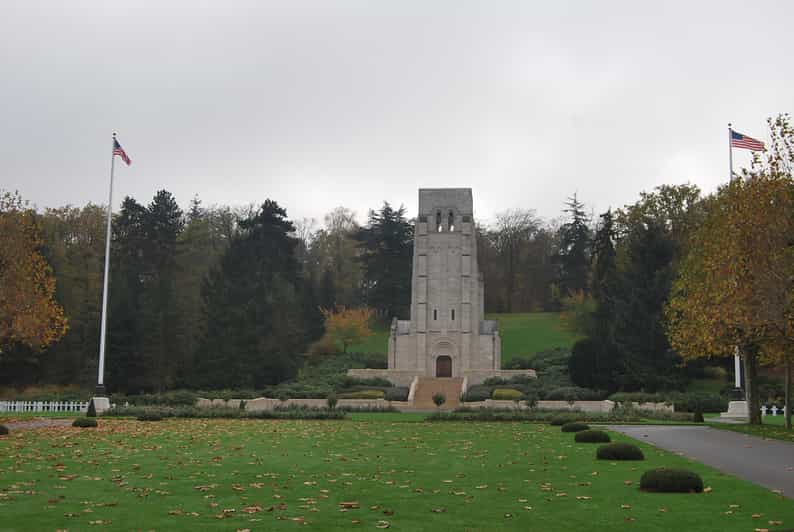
319, 306, 374, 353
666, 174, 794, 365
0, 191, 68, 352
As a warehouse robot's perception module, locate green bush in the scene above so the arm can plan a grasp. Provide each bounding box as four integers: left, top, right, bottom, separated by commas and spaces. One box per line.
546, 386, 605, 401
462, 385, 493, 402
561, 422, 589, 433
0, 424, 8, 435
432, 392, 446, 407
338, 390, 385, 400
384, 387, 409, 401
340, 376, 394, 388
492, 388, 523, 401
692, 411, 704, 423
574, 429, 610, 443
640, 468, 703, 493
137, 412, 163, 421
326, 394, 338, 410
596, 442, 644, 460
672, 393, 726, 413
72, 417, 97, 428
482, 377, 507, 386
549, 415, 576, 426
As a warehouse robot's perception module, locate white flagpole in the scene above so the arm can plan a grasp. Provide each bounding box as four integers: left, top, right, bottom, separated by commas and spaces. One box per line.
728, 123, 742, 391
96, 133, 116, 395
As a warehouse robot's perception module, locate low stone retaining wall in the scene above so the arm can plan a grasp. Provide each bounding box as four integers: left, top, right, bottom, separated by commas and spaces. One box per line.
196, 397, 673, 413
345, 369, 537, 387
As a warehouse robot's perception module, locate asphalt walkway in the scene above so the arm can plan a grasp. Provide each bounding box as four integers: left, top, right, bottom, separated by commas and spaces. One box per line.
609, 425, 794, 499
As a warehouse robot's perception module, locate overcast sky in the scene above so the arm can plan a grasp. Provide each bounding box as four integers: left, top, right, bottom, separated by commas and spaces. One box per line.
1, 0, 792, 226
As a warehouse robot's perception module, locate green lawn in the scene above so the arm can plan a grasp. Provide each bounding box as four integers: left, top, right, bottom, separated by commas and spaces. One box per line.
349, 312, 577, 365
709, 415, 794, 443
488, 312, 578, 362
1, 417, 792, 531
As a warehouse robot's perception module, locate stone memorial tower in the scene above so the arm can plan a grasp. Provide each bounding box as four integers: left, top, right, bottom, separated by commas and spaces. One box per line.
348, 188, 534, 396
388, 188, 501, 377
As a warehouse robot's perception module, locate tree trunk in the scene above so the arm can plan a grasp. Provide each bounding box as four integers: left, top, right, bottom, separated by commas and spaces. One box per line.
786, 355, 792, 430
743, 350, 761, 425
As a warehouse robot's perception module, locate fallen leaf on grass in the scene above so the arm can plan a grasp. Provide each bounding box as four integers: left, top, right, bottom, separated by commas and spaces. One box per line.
375, 520, 390, 528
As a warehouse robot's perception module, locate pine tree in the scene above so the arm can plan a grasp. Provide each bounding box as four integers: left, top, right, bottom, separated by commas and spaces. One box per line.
557, 194, 591, 297
194, 200, 307, 389
356, 203, 413, 320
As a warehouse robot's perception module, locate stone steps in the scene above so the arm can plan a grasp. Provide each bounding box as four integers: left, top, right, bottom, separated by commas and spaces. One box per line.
411, 377, 464, 410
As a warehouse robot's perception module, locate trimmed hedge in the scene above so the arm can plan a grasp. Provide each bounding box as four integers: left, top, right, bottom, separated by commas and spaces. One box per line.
384, 387, 409, 402
596, 442, 644, 460
0, 424, 8, 435
640, 468, 704, 493
574, 429, 610, 443
338, 390, 385, 400
72, 417, 98, 428
549, 415, 576, 426
462, 385, 494, 402
492, 388, 523, 401
137, 413, 163, 422
105, 405, 348, 420
561, 422, 589, 433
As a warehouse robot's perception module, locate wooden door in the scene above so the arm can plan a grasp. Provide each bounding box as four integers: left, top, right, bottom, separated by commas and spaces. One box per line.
436, 356, 452, 378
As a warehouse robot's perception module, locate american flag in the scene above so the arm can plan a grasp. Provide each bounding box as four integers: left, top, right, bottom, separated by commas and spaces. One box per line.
730, 130, 765, 151
113, 138, 132, 166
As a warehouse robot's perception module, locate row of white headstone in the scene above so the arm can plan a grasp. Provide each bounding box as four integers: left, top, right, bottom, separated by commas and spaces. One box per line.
761, 405, 788, 416
0, 400, 89, 413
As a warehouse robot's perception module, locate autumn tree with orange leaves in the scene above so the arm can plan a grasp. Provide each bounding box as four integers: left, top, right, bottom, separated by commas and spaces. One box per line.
666, 114, 794, 426
0, 191, 68, 356
319, 306, 374, 354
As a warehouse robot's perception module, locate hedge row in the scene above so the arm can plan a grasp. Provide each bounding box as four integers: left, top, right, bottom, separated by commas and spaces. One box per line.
104, 405, 349, 420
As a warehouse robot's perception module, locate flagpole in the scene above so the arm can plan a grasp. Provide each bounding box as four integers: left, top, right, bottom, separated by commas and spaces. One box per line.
96, 133, 116, 396
728, 123, 742, 392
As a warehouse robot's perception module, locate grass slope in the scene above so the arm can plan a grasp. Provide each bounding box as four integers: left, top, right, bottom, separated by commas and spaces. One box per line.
1, 418, 791, 531
349, 312, 577, 365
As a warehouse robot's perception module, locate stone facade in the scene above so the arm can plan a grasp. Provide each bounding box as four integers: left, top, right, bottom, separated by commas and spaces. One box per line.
349, 188, 532, 386
389, 188, 500, 378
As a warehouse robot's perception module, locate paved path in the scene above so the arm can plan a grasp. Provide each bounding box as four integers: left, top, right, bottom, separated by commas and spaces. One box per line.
609, 425, 794, 499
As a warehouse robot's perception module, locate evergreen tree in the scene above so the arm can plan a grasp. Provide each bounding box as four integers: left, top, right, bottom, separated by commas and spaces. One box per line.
194, 200, 307, 389
140, 190, 183, 391
107, 196, 149, 392
613, 218, 679, 391
557, 194, 591, 297
356, 203, 413, 320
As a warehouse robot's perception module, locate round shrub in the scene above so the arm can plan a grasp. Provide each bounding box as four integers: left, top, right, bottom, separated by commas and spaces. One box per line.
574, 429, 611, 443
492, 388, 523, 401
692, 411, 704, 423
0, 424, 8, 436
326, 394, 338, 410
640, 468, 703, 493
137, 412, 163, 422
432, 392, 447, 407
549, 415, 574, 426
72, 417, 98, 428
596, 442, 644, 461
561, 422, 590, 433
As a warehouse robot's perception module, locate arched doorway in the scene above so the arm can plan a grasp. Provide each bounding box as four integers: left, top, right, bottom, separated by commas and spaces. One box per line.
436, 355, 452, 378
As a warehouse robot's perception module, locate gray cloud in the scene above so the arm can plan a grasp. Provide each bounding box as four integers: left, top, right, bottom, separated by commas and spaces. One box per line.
1, 0, 791, 225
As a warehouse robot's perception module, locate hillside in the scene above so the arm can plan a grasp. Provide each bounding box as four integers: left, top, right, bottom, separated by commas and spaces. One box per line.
348, 312, 577, 366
